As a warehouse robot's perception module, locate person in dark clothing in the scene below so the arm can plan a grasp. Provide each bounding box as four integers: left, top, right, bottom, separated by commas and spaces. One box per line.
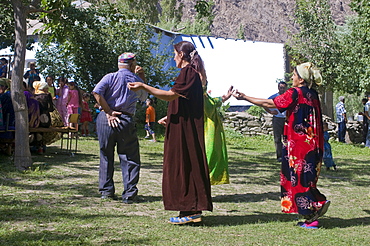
128, 41, 213, 225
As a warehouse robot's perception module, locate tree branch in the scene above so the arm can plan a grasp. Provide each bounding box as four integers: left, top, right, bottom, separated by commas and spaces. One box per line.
27, 0, 56, 14
28, 7, 57, 14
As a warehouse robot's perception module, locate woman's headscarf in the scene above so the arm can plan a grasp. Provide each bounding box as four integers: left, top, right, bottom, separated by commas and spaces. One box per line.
33, 81, 49, 94
0, 78, 11, 91
296, 62, 322, 88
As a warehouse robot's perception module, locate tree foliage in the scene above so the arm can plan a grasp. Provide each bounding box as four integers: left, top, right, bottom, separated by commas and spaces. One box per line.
115, 0, 159, 24
2, 0, 71, 170
336, 0, 370, 94
0, 1, 15, 49
288, 0, 340, 91
289, 0, 370, 95
157, 0, 184, 32
36, 1, 176, 92
156, 0, 214, 35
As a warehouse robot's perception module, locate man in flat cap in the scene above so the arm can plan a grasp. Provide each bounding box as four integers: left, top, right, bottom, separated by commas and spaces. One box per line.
335, 96, 347, 143
93, 52, 147, 204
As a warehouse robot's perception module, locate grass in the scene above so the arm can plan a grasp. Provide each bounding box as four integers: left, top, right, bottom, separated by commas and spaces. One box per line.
1, 128, 370, 245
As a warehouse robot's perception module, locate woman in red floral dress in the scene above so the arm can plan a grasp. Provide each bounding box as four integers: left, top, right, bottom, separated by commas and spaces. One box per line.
233, 62, 330, 229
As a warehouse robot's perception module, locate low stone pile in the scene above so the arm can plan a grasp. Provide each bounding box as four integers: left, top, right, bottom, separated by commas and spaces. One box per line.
223, 112, 364, 144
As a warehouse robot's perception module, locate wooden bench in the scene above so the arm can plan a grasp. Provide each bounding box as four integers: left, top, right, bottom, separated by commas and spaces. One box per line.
1, 114, 80, 155
29, 126, 79, 155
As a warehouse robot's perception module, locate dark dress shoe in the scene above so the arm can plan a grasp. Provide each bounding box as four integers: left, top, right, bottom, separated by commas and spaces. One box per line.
122, 198, 133, 204
101, 194, 118, 200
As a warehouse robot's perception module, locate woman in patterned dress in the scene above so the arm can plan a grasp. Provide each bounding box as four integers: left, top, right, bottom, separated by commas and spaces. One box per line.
233, 62, 330, 229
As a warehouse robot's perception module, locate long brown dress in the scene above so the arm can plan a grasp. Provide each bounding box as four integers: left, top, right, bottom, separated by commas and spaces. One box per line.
162, 64, 213, 212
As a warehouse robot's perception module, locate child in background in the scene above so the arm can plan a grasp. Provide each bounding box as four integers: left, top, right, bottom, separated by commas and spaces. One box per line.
80, 93, 93, 136
66, 82, 82, 131
46, 76, 57, 106
56, 77, 69, 126
23, 62, 40, 92
0, 58, 8, 78
144, 98, 157, 142
323, 122, 337, 171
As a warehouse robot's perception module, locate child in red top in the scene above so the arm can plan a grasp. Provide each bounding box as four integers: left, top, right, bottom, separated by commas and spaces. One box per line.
144, 98, 157, 142
80, 93, 93, 136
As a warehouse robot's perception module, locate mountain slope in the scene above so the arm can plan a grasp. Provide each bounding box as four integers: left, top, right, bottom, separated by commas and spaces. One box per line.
178, 0, 353, 43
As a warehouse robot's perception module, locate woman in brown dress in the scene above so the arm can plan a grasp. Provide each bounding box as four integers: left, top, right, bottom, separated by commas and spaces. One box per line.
128, 41, 213, 225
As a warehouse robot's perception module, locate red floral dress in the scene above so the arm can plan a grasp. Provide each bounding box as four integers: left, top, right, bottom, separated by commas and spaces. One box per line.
273, 86, 327, 216
80, 101, 92, 123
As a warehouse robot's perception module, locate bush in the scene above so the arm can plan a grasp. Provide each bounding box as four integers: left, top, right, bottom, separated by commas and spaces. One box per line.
247, 105, 265, 118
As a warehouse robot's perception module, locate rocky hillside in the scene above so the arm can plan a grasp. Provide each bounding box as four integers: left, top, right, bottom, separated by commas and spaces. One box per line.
178, 0, 354, 43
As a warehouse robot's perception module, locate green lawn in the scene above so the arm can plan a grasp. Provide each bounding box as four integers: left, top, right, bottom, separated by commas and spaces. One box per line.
1, 129, 369, 245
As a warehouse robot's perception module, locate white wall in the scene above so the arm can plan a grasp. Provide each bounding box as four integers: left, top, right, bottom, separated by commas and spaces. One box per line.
181, 36, 285, 106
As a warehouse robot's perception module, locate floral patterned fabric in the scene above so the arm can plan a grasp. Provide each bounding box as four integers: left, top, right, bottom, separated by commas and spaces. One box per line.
273, 86, 327, 216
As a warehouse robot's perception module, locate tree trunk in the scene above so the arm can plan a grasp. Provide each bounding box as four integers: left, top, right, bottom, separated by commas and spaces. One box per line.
321, 90, 334, 120
11, 0, 33, 170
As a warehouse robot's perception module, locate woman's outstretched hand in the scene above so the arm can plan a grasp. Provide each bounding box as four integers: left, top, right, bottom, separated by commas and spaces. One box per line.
232, 89, 246, 100
128, 82, 144, 91
222, 85, 235, 102
158, 116, 167, 126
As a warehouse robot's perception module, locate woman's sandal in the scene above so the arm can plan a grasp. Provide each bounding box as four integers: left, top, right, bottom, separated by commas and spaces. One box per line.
296, 220, 319, 229
168, 214, 202, 225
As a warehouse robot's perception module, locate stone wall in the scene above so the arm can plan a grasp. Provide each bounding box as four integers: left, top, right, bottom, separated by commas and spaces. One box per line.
223, 112, 364, 144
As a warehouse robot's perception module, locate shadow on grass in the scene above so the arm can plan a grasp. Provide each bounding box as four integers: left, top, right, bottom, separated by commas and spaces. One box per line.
321, 216, 370, 229
0, 231, 156, 245
0, 181, 98, 201
202, 213, 297, 226
213, 192, 280, 203
201, 214, 370, 228
320, 158, 370, 186
0, 201, 130, 222
0, 231, 90, 245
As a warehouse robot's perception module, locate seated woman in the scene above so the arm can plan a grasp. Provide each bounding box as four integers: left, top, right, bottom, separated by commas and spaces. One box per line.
32, 81, 54, 154
0, 78, 15, 155
23, 82, 40, 128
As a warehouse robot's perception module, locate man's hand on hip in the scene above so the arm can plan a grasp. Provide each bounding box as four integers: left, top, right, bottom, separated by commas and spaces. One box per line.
106, 110, 122, 128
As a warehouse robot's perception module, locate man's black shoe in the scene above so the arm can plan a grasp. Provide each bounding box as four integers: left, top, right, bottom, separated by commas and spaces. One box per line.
101, 194, 118, 200
122, 198, 133, 204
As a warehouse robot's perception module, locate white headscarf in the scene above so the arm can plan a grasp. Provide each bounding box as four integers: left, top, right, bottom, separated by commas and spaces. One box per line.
33, 81, 49, 94
296, 62, 322, 88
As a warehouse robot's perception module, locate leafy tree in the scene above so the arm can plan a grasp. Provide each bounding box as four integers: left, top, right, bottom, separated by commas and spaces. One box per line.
288, 0, 340, 118
336, 1, 370, 94
114, 0, 159, 24
0, 1, 15, 49
182, 0, 214, 36
2, 0, 174, 170
37, 2, 176, 92
289, 0, 339, 89
156, 0, 214, 36
157, 0, 184, 32
1, 0, 71, 170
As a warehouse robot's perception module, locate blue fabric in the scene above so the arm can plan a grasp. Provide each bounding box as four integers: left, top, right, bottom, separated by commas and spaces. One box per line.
93, 68, 146, 115
268, 93, 286, 118
144, 122, 155, 135
96, 112, 140, 199
335, 101, 346, 123
323, 131, 335, 168
337, 121, 346, 143
365, 124, 370, 147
